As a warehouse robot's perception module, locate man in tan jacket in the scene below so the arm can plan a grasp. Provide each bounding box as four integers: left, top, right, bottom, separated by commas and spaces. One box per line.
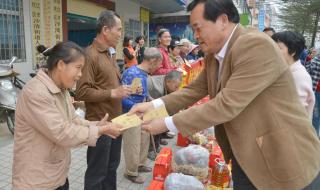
129, 0, 320, 189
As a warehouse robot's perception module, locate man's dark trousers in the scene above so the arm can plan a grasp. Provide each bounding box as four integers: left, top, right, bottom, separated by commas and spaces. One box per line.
84, 135, 122, 190
231, 154, 320, 190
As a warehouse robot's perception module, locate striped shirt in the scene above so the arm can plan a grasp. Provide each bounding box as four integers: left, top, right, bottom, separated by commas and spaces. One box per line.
305, 55, 320, 91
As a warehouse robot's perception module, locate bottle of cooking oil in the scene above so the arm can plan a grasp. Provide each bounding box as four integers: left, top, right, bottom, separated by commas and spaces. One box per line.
211, 159, 230, 187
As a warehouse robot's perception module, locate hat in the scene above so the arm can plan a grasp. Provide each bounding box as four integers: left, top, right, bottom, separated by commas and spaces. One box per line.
180, 38, 191, 45
188, 44, 199, 54
170, 40, 183, 47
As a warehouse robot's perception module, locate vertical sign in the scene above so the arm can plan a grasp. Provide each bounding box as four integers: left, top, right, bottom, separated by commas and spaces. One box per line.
43, 0, 52, 47
140, 7, 150, 23
258, 8, 265, 31
30, 0, 62, 68
31, 0, 41, 67
53, 0, 63, 42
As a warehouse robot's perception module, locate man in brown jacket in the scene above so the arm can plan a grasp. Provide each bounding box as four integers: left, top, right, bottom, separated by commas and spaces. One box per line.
75, 10, 131, 190
129, 0, 320, 189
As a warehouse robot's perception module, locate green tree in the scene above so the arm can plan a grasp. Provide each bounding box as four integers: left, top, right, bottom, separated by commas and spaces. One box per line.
279, 0, 320, 47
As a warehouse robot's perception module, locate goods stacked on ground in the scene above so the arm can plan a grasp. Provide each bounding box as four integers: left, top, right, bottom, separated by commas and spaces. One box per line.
147, 141, 233, 189
148, 59, 233, 189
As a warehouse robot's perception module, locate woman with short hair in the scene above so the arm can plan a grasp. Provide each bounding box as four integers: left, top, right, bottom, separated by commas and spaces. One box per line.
272, 31, 315, 118
153, 28, 176, 75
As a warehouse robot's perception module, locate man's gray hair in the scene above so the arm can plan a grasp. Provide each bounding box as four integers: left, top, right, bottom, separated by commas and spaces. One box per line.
165, 71, 182, 82
96, 10, 120, 34
143, 47, 163, 61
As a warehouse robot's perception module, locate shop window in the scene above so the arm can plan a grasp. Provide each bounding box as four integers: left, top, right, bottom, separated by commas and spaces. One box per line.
0, 0, 25, 63
124, 19, 141, 41
143, 22, 149, 46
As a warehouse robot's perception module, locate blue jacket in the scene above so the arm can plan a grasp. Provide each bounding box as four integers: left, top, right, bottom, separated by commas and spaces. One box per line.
121, 66, 148, 113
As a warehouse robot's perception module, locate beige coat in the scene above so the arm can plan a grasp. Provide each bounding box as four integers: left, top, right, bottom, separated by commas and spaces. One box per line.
162, 26, 320, 189
12, 69, 99, 190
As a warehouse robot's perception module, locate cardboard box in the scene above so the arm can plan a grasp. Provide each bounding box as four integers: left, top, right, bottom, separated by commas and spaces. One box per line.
176, 133, 190, 147
147, 180, 164, 190
153, 147, 172, 181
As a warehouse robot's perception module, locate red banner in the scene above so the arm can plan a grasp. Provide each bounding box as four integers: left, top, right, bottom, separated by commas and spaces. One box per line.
181, 59, 205, 87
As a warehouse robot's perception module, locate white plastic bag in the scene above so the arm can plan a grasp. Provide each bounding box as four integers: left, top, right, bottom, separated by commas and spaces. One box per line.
75, 108, 85, 119
203, 126, 215, 137
173, 145, 209, 178
164, 173, 205, 190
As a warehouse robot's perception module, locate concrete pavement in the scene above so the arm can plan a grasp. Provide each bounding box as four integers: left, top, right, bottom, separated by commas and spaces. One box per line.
0, 123, 175, 190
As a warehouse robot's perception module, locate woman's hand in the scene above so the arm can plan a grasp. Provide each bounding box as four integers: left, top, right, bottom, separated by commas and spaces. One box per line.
98, 123, 122, 139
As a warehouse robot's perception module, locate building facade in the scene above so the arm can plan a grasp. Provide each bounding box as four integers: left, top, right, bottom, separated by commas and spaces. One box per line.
0, 0, 185, 80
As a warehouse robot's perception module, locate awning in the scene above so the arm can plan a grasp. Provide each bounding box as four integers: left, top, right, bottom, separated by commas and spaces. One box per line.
129, 0, 186, 13
67, 13, 96, 31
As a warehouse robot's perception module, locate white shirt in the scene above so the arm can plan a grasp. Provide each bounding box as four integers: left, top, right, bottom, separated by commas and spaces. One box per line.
215, 24, 238, 77
109, 47, 116, 57
290, 60, 315, 118
152, 24, 239, 133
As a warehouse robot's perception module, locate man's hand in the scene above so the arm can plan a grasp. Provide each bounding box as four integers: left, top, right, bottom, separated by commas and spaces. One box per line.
135, 44, 140, 51
141, 118, 168, 135
111, 85, 132, 99
98, 122, 122, 139
127, 102, 154, 118
135, 85, 143, 95
96, 113, 109, 126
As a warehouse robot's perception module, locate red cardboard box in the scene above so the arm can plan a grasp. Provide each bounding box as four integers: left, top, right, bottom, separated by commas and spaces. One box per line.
153, 148, 172, 181
147, 180, 164, 190
177, 133, 190, 147
159, 147, 172, 158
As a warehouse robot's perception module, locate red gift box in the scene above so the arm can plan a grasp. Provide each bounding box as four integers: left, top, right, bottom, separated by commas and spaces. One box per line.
153, 147, 172, 181
147, 180, 164, 190
159, 147, 172, 158
176, 133, 191, 147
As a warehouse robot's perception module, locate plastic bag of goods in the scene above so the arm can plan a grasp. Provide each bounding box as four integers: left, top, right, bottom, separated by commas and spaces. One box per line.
189, 133, 207, 145
173, 145, 209, 178
164, 173, 205, 190
75, 108, 85, 119
202, 127, 215, 140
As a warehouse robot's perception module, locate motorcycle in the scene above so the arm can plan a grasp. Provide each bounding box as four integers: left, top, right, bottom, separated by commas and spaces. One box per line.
0, 56, 25, 135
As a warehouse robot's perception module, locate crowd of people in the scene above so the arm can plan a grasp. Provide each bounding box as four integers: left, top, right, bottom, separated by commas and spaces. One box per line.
10, 0, 320, 189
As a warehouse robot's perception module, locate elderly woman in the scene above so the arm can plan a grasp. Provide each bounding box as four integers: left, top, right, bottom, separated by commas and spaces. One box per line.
168, 40, 185, 68
272, 31, 315, 118
12, 42, 123, 190
153, 28, 176, 75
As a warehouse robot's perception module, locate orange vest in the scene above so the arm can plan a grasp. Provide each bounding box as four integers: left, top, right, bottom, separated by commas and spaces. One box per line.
124, 46, 138, 68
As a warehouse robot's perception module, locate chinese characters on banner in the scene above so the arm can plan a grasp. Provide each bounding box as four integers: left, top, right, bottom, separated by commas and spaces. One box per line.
181, 59, 205, 87
31, 0, 41, 67
53, 0, 63, 42
43, 0, 51, 47
30, 0, 62, 68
